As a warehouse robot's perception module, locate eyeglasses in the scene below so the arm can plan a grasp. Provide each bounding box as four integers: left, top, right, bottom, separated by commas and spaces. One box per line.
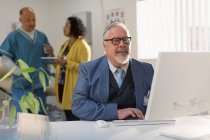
104, 37, 132, 45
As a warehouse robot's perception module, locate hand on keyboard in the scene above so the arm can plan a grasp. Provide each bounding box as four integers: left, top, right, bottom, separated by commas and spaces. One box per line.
117, 108, 144, 120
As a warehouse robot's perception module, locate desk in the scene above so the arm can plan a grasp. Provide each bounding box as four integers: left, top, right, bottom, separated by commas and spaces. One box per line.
50, 121, 168, 140
50, 116, 210, 140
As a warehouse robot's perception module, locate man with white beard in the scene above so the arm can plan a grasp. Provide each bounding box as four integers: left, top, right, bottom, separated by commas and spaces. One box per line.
72, 22, 154, 121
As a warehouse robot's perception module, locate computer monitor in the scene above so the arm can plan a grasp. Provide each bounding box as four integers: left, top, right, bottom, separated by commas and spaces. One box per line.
145, 52, 210, 120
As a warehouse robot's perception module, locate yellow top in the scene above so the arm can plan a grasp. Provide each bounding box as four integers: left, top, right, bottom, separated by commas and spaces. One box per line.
54, 37, 91, 109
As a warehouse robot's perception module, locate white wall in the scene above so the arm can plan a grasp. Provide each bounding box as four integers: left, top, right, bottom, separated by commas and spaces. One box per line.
0, 0, 50, 43
48, 0, 138, 59
0, 0, 138, 59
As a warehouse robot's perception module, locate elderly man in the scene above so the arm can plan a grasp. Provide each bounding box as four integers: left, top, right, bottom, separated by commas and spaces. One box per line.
72, 22, 154, 121
0, 7, 54, 114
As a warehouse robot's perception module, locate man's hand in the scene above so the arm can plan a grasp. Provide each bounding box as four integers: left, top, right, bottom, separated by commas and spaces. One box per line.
44, 44, 54, 57
117, 108, 144, 120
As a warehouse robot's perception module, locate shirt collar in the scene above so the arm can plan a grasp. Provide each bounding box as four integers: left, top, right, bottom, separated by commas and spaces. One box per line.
19, 27, 35, 39
108, 59, 129, 74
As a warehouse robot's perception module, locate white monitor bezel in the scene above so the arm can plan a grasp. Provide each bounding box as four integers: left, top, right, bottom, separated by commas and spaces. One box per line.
145, 52, 210, 120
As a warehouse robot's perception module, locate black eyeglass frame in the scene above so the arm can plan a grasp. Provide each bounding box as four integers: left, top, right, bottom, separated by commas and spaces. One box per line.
104, 37, 132, 45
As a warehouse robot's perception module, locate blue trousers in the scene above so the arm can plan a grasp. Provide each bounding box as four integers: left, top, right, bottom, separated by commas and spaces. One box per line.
11, 87, 47, 115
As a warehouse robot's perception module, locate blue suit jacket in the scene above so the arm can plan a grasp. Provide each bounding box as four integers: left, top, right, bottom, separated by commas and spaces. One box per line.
72, 56, 154, 121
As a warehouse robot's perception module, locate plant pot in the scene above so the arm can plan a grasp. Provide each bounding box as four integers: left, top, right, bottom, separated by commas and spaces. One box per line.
18, 112, 50, 140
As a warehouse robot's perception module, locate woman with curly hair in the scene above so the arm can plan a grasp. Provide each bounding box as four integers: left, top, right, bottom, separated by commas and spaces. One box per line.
54, 16, 91, 121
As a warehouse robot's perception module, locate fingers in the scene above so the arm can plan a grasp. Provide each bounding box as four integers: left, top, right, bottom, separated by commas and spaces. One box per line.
117, 108, 144, 120
44, 44, 54, 56
129, 108, 144, 119
55, 59, 66, 66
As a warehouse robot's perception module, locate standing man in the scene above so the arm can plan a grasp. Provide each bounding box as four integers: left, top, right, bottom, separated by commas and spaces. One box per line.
72, 22, 154, 121
0, 7, 54, 114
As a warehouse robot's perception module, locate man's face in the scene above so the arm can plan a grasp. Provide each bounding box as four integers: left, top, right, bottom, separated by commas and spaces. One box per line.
103, 27, 131, 67
20, 10, 36, 32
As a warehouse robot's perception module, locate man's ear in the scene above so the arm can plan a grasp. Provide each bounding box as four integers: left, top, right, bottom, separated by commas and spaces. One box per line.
19, 17, 22, 22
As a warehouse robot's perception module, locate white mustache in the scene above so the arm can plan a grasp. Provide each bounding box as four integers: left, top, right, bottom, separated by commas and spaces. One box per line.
116, 48, 129, 53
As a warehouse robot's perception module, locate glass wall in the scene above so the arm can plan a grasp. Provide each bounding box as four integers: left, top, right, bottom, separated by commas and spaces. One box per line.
137, 0, 210, 59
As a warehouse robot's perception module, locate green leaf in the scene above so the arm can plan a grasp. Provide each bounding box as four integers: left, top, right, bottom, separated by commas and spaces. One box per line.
25, 93, 35, 113
19, 96, 29, 113
39, 71, 46, 92
9, 105, 16, 128
0, 66, 16, 81
20, 67, 36, 73
39, 67, 50, 81
17, 59, 29, 69
25, 92, 39, 114
34, 98, 40, 114
28, 92, 35, 100
17, 59, 32, 83
38, 97, 48, 115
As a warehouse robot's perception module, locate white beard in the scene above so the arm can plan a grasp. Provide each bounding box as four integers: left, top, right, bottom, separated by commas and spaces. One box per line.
115, 54, 129, 65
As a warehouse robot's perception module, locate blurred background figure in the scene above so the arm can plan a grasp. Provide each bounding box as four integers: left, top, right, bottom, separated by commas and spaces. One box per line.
0, 7, 54, 114
54, 16, 91, 121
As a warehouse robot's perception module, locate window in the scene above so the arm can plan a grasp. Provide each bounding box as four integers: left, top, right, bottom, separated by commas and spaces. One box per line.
137, 0, 210, 59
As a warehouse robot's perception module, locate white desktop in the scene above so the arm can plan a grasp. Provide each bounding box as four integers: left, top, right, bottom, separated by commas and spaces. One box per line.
145, 52, 210, 120
48, 52, 210, 140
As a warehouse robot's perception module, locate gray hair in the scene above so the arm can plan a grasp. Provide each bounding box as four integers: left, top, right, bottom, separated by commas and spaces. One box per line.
103, 22, 130, 39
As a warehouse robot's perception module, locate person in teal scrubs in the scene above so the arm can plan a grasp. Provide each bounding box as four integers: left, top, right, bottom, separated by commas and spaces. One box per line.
0, 7, 54, 114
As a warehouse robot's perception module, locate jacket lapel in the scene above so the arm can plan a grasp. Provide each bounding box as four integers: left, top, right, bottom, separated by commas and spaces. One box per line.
97, 56, 110, 102
130, 58, 144, 109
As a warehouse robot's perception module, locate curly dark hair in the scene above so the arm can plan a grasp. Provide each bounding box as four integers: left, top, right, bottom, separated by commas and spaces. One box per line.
67, 16, 86, 38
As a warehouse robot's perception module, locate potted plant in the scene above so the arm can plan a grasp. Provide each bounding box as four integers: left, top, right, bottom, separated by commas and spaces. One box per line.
0, 59, 50, 140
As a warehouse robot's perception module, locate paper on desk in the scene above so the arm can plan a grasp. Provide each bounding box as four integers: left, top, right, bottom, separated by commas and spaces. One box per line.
159, 116, 210, 140
159, 124, 210, 140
